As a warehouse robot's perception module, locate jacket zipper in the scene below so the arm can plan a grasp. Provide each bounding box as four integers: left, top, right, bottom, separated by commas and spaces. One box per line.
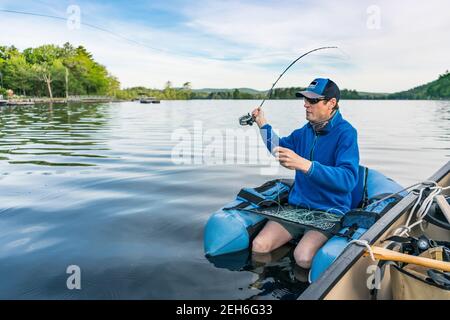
310, 133, 319, 161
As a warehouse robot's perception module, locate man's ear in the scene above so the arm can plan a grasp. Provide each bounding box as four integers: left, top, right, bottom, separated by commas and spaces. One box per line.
327, 98, 337, 110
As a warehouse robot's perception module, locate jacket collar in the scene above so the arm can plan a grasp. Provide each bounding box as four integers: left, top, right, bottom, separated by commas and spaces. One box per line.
307, 109, 342, 135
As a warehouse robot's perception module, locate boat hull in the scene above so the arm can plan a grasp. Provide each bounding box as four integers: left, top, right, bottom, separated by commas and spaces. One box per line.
299, 161, 450, 300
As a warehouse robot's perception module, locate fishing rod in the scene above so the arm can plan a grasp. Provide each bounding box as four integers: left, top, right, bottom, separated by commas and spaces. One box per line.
239, 46, 338, 126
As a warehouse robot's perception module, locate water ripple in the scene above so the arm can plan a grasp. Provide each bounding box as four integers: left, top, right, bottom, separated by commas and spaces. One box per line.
0, 100, 448, 299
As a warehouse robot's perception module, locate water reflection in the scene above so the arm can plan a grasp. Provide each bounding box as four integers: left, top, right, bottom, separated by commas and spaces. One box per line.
0, 100, 448, 299
0, 103, 111, 167
207, 245, 309, 300
433, 101, 450, 140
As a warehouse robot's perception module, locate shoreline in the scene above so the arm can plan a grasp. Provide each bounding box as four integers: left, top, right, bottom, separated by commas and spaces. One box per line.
1, 97, 449, 107
0, 97, 128, 106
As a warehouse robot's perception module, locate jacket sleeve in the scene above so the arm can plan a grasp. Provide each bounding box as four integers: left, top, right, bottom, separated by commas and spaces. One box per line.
260, 124, 296, 153
306, 128, 359, 193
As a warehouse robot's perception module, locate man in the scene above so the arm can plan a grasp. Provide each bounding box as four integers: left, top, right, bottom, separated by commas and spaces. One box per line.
251, 78, 359, 269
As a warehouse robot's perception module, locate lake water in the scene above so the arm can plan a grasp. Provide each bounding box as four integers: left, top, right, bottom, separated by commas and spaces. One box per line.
0, 100, 449, 299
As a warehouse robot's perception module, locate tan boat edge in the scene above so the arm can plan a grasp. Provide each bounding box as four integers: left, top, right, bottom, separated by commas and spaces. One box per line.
299, 161, 450, 300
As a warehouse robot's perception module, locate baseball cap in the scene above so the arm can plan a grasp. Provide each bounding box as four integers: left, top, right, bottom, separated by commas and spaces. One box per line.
295, 78, 340, 101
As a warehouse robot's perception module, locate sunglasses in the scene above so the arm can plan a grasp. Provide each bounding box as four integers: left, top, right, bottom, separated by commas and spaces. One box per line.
303, 97, 328, 105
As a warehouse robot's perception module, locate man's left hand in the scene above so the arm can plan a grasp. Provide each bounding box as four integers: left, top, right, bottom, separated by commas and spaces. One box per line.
274, 147, 312, 173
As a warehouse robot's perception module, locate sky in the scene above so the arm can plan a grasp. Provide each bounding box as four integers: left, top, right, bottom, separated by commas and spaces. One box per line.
0, 0, 449, 92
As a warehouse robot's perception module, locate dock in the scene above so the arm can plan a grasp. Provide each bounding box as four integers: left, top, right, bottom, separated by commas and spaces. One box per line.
139, 97, 161, 104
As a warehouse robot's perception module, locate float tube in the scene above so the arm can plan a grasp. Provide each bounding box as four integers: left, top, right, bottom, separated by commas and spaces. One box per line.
204, 166, 407, 282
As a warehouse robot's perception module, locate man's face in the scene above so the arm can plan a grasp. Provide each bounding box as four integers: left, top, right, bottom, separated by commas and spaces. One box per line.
303, 98, 336, 122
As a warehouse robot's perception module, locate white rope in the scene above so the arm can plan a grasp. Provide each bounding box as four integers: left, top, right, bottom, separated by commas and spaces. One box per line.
348, 239, 375, 261
392, 181, 446, 238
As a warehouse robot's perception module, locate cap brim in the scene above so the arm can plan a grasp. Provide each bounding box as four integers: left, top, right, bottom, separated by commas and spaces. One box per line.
295, 91, 324, 99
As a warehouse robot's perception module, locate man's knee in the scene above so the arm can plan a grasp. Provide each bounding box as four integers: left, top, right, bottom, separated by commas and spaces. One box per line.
293, 248, 315, 269
293, 230, 328, 268
252, 237, 272, 253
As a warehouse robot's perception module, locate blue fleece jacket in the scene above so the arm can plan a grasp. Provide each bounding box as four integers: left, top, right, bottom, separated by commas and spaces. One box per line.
260, 110, 359, 215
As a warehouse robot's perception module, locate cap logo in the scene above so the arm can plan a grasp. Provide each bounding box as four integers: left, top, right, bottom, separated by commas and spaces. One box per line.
308, 81, 317, 89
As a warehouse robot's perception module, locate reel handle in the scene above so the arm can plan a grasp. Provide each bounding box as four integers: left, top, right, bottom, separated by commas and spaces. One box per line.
239, 113, 255, 126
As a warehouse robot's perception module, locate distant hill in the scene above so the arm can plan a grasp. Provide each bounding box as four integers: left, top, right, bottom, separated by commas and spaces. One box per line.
193, 72, 450, 100
119, 72, 450, 100
192, 87, 382, 99
387, 71, 450, 99
193, 88, 266, 95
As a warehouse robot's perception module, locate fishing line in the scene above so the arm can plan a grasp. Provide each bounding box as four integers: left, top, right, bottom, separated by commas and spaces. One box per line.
1, 9, 336, 64
0, 9, 251, 61
239, 46, 339, 126
0, 9, 175, 55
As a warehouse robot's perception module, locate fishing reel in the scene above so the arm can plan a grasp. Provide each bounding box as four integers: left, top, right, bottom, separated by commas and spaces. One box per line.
239, 113, 256, 126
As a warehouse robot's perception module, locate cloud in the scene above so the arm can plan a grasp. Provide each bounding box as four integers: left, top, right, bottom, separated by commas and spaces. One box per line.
0, 10, 278, 89
181, 0, 450, 91
0, 0, 449, 92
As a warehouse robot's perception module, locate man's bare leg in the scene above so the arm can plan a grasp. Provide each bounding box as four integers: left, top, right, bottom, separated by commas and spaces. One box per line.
293, 230, 328, 269
252, 221, 293, 254
251, 244, 292, 266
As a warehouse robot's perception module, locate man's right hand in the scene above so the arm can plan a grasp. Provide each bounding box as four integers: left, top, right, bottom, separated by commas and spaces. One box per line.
251, 107, 268, 128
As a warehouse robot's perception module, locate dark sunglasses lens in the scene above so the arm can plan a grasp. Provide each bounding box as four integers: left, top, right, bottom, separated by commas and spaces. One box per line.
304, 98, 320, 104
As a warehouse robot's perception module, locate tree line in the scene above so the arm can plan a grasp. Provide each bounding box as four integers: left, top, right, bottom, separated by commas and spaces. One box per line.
117, 87, 370, 100
0, 43, 119, 99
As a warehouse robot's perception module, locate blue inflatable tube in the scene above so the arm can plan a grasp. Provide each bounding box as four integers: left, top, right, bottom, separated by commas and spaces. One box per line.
204, 166, 406, 281
204, 204, 266, 256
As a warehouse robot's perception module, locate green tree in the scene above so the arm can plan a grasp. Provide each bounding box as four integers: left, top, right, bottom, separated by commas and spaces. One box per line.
0, 43, 121, 98
23, 45, 65, 99
162, 80, 177, 99
182, 82, 191, 90
1, 50, 33, 96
